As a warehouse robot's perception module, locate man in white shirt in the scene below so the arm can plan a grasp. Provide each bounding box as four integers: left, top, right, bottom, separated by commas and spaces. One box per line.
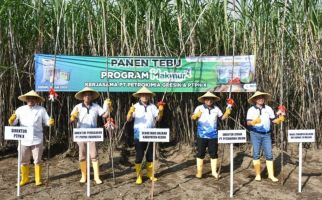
8, 90, 54, 186
191, 91, 231, 179
70, 87, 110, 185
126, 86, 165, 185
247, 91, 285, 182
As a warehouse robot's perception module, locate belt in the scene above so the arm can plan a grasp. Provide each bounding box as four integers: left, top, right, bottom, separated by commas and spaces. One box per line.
252, 130, 271, 134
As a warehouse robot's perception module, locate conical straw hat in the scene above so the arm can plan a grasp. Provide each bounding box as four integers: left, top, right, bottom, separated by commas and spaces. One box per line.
75, 87, 100, 100
248, 91, 272, 104
18, 90, 45, 102
132, 86, 156, 98
197, 91, 220, 103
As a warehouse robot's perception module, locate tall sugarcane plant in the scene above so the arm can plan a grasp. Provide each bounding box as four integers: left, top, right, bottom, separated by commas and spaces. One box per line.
0, 0, 321, 151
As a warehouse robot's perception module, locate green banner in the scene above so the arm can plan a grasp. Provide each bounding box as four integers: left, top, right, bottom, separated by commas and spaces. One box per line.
35, 54, 256, 92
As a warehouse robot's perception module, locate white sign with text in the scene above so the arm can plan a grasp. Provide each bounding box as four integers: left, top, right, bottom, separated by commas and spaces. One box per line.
5, 126, 33, 141
218, 130, 247, 144
139, 128, 170, 142
73, 128, 104, 142
288, 129, 315, 143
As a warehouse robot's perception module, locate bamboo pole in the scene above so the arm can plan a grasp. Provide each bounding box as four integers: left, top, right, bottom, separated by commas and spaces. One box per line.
46, 0, 65, 185
279, 0, 288, 185
101, 0, 116, 183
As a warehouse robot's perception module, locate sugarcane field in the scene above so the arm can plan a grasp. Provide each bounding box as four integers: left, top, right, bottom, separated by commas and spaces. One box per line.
0, 0, 321, 200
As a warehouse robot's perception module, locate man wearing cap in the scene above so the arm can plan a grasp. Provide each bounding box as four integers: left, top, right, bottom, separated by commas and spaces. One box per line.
70, 87, 111, 185
126, 86, 165, 185
191, 91, 231, 179
8, 90, 54, 186
247, 91, 286, 182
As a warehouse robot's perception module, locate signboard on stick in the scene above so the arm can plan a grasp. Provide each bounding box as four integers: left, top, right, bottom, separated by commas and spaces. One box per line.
139, 128, 170, 142
5, 126, 33, 141
217, 129, 246, 198
288, 129, 315, 143
287, 129, 315, 193
138, 128, 170, 199
4, 126, 34, 197
72, 127, 104, 197
218, 130, 247, 144
73, 128, 104, 142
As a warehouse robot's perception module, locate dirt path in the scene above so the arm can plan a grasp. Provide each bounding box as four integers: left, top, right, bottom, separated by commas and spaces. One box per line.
0, 145, 321, 200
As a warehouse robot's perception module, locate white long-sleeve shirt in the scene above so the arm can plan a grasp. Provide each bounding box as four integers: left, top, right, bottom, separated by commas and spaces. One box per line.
12, 105, 50, 146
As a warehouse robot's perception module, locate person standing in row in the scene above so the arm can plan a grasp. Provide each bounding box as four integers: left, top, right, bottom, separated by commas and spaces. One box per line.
70, 87, 111, 184
191, 91, 231, 179
8, 90, 54, 186
126, 86, 165, 185
247, 91, 286, 182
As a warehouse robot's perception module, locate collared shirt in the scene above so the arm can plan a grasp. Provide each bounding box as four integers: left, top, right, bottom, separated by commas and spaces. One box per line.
12, 105, 50, 146
72, 103, 105, 128
133, 101, 159, 140
247, 105, 275, 133
194, 104, 223, 139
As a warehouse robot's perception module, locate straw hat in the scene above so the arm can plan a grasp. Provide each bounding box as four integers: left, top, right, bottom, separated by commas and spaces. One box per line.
197, 91, 220, 103
248, 91, 272, 104
75, 87, 100, 100
132, 86, 156, 98
18, 90, 45, 103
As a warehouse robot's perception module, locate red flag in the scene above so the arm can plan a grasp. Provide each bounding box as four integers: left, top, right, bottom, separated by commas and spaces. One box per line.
277, 105, 287, 113
49, 87, 58, 102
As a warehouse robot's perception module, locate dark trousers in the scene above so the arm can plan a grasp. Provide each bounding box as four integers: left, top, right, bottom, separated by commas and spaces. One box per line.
196, 137, 218, 159
134, 139, 153, 164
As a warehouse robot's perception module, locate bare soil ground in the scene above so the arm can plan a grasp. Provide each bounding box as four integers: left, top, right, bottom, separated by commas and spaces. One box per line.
0, 144, 321, 200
